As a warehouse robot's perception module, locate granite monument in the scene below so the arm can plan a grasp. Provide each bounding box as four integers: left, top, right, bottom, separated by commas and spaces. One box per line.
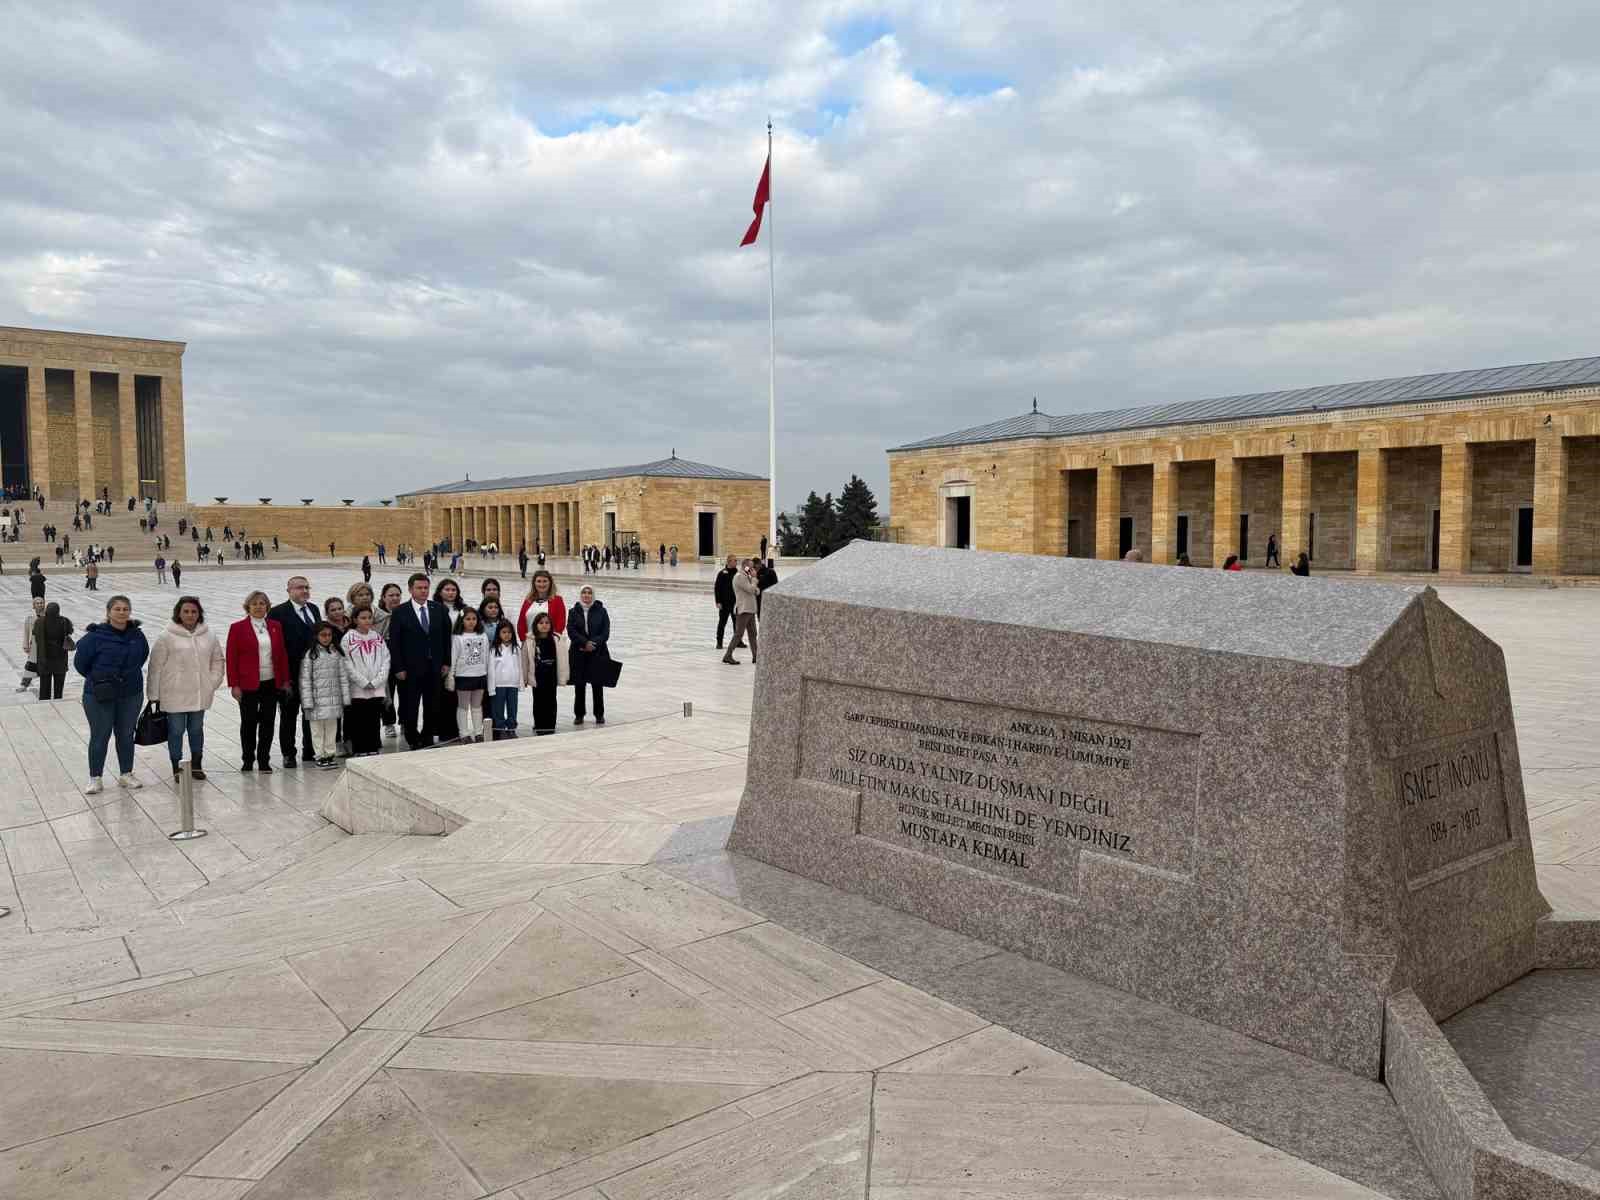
728, 541, 1549, 1076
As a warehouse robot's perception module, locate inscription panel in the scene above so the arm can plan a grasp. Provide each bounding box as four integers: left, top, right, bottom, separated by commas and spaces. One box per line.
1392, 730, 1512, 886
798, 679, 1201, 895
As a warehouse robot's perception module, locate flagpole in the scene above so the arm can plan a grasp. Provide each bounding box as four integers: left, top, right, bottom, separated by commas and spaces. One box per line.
766, 119, 777, 561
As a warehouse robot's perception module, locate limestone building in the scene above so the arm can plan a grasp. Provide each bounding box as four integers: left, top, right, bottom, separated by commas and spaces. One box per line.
889, 356, 1600, 576
0, 325, 186, 502
400, 456, 769, 560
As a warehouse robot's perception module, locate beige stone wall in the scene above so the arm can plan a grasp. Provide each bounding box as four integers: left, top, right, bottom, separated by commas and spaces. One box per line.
1174, 460, 1214, 565
1118, 464, 1153, 560
1238, 456, 1283, 564
187, 503, 424, 554
0, 326, 185, 502
1468, 440, 1535, 572
639, 477, 768, 560
1566, 437, 1600, 575
889, 387, 1600, 575
1383, 446, 1442, 571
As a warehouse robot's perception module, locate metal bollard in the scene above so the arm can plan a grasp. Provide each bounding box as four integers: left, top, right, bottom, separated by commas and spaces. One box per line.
683, 701, 692, 718
168, 761, 208, 841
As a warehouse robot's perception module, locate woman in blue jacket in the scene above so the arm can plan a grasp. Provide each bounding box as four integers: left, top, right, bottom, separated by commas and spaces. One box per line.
73, 593, 150, 794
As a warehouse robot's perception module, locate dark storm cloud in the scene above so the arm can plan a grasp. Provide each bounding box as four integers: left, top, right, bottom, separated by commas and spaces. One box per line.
0, 1, 1595, 512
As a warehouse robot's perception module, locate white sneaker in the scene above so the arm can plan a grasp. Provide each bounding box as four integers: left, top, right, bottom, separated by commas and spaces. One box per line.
85, 778, 103, 795
116, 774, 143, 790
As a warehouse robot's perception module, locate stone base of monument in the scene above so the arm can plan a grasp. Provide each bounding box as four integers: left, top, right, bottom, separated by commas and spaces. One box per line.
724, 541, 1600, 1198
320, 709, 751, 836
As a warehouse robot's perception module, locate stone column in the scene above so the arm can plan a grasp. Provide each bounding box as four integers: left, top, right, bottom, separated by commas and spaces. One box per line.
26, 364, 49, 497
1094, 465, 1121, 559
1532, 432, 1568, 575
1281, 452, 1310, 562
1212, 456, 1238, 566
162, 373, 186, 502
1438, 443, 1473, 574
1149, 458, 1174, 564
117, 373, 138, 499
553, 499, 569, 556
1354, 447, 1386, 574
73, 370, 96, 501
541, 503, 555, 552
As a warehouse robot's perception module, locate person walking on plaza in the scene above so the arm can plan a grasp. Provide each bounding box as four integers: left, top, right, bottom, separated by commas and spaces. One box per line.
714, 555, 737, 649
30, 561, 45, 599
299, 622, 350, 768
18, 595, 45, 692
171, 560, 182, 590
268, 577, 320, 767
34, 601, 73, 700
342, 605, 389, 757
155, 554, 167, 584
521, 611, 567, 735
73, 594, 149, 794
1265, 532, 1280, 568
328, 542, 336, 558
227, 590, 289, 772
723, 560, 760, 666
568, 584, 610, 725
361, 555, 372, 584
388, 572, 450, 750
146, 596, 224, 780
85, 557, 98, 591
518, 545, 528, 579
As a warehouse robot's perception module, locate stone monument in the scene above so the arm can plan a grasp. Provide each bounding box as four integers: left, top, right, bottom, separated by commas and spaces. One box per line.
728, 541, 1549, 1076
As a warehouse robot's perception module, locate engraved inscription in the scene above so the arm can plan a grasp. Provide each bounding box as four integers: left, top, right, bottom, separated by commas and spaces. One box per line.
798, 680, 1200, 895
1393, 730, 1511, 884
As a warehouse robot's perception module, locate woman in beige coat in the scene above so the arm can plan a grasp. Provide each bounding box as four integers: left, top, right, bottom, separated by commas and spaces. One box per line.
146, 595, 226, 780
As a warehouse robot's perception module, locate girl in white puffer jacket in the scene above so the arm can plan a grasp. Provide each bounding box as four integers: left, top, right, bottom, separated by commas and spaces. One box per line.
342, 605, 390, 757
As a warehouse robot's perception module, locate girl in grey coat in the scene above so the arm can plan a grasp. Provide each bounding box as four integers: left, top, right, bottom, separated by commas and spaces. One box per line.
299, 622, 350, 768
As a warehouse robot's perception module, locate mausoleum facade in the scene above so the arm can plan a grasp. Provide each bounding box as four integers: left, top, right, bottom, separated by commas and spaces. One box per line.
889, 356, 1600, 576
0, 324, 187, 502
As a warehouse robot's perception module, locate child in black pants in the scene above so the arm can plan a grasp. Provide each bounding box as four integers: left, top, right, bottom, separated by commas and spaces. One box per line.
520, 612, 560, 735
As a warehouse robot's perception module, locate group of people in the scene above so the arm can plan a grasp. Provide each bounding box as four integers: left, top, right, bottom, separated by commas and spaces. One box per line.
1128, 531, 1313, 575
32, 569, 621, 793
714, 555, 778, 665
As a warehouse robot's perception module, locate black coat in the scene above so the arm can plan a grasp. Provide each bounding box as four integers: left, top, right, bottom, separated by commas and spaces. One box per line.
387, 599, 451, 677
29, 571, 45, 599
568, 601, 611, 681
268, 600, 321, 672
714, 567, 736, 608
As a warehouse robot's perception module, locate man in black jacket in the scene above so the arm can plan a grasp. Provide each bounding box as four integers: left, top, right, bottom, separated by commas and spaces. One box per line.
387, 572, 451, 749
713, 555, 738, 649
268, 576, 320, 766
755, 558, 778, 617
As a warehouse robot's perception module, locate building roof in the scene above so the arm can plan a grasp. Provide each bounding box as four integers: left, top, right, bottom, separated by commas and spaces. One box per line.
401, 456, 767, 497
891, 354, 1600, 452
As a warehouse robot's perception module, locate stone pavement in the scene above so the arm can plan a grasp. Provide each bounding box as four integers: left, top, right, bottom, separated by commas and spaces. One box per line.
0, 566, 1595, 1198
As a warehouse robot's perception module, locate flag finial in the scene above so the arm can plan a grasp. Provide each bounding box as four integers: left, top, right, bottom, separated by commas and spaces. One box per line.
1032, 397, 1038, 413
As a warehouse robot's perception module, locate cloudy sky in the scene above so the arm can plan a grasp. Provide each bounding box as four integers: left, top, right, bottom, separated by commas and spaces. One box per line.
2, 2, 1595, 513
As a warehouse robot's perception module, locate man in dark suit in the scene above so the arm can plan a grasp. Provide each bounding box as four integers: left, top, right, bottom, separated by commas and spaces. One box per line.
568, 584, 611, 725
387, 571, 450, 749
268, 575, 320, 767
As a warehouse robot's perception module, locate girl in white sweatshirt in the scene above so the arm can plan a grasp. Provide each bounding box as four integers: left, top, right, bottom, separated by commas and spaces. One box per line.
449, 607, 490, 743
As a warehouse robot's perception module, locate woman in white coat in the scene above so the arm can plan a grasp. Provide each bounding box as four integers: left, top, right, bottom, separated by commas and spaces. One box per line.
146, 595, 226, 780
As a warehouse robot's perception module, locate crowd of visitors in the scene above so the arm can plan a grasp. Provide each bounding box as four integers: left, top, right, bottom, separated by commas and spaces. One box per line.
23, 566, 633, 790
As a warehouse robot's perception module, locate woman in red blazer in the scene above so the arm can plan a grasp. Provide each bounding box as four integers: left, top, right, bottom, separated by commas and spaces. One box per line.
516, 569, 567, 639
226, 590, 290, 772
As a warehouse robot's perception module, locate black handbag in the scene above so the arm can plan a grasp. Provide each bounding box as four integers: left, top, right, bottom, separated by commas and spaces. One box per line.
134, 702, 169, 747
601, 657, 623, 688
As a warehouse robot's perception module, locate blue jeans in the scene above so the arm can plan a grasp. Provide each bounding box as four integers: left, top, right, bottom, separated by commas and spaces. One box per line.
165, 710, 206, 765
84, 691, 142, 778
490, 686, 519, 731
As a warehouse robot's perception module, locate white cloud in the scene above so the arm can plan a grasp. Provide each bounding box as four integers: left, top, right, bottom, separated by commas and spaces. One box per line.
0, 1, 1595, 513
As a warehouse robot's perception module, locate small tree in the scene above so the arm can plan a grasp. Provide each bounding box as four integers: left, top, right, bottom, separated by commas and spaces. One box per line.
798, 491, 838, 557
834, 475, 879, 545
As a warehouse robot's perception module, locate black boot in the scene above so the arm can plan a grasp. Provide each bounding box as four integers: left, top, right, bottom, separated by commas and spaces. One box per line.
191, 754, 206, 781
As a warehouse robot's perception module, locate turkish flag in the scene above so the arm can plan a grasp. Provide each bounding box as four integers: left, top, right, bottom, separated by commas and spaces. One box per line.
740, 155, 770, 247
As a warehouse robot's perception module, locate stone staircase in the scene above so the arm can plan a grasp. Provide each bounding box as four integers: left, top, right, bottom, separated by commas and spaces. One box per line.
0, 499, 315, 568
